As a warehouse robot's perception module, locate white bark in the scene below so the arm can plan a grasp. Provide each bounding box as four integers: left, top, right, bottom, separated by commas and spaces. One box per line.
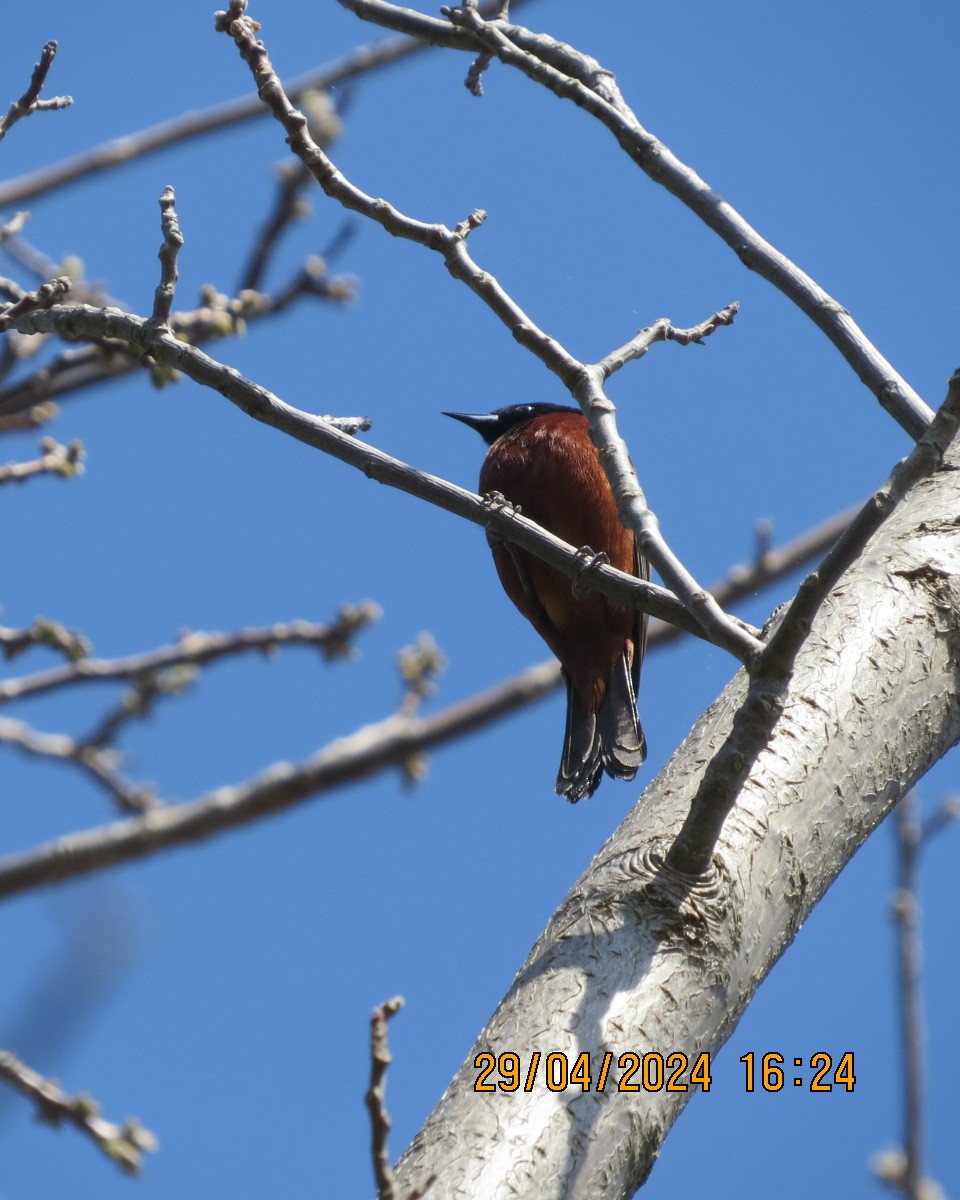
393, 444, 960, 1198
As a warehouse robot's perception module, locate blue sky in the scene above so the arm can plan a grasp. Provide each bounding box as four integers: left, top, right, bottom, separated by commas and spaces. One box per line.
1, 2, 959, 1196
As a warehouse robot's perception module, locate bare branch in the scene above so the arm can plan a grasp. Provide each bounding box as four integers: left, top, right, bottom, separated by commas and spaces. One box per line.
0, 401, 58, 436
893, 793, 927, 1200
149, 186, 183, 326
0, 607, 381, 705
873, 791, 951, 1200
6, 304, 724, 653
0, 262, 355, 417
213, 7, 760, 664
0, 435, 84, 486
595, 302, 739, 382
241, 160, 314, 293
0, 496, 857, 896
239, 90, 346, 293
0, 616, 91, 663
0, 276, 72, 333
0, 718, 157, 814
339, 0, 930, 437
366, 997, 404, 1200
0, 1050, 156, 1175
0, 42, 72, 144
667, 369, 960, 877
763, 369, 960, 680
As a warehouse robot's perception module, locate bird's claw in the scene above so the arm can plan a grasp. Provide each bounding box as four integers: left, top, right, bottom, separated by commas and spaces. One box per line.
571, 547, 609, 599
482, 491, 520, 548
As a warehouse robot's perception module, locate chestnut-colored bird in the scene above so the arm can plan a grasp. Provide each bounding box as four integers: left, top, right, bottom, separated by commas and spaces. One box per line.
445, 402, 647, 801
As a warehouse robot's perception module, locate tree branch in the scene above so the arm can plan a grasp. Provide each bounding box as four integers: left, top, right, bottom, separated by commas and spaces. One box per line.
0, 717, 157, 815
0, 499, 862, 898
214, 4, 760, 664
366, 997, 404, 1200
0, 42, 72, 144
383, 389, 960, 1199
0, 608, 381, 705
339, 0, 931, 438
149, 186, 183, 326
667, 368, 960, 876
0, 263, 355, 417
0, 435, 84, 486
0, 1051, 156, 1175
12, 301, 742, 656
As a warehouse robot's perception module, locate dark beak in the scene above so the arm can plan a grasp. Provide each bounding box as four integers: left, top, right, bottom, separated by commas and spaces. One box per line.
442, 411, 502, 443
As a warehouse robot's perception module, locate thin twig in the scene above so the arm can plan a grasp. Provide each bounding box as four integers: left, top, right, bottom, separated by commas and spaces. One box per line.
0, 616, 91, 663
366, 997, 404, 1200
0, 277, 72, 333
873, 791, 953, 1200
239, 89, 345, 293
0, 42, 72, 144
0, 436, 84, 486
149, 187, 183, 326
894, 792, 925, 1200
595, 303, 739, 381
240, 160, 314, 292
0, 718, 157, 814
0, 1050, 156, 1174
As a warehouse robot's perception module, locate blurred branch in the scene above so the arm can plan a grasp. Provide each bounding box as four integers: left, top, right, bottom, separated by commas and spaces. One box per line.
0, 718, 157, 815
0, 1050, 156, 1175
873, 791, 952, 1200
339, 0, 931, 438
0, 42, 72, 144
648, 504, 858, 648
0, 401, 58, 437
239, 88, 349, 294
0, 607, 382, 705
893, 792, 927, 1200
0, 616, 91, 663
0, 435, 84, 486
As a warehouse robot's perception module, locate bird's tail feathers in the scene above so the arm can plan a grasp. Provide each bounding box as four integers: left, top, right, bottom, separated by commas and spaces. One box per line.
556, 676, 603, 803
556, 657, 645, 803
598, 651, 646, 779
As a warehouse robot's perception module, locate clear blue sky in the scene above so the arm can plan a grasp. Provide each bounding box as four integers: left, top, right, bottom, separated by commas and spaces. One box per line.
2, 2, 959, 1196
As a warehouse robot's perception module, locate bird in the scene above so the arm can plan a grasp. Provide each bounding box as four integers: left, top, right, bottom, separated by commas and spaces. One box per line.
444, 402, 647, 802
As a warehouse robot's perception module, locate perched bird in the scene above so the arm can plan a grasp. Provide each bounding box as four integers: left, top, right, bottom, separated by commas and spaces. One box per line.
445, 402, 647, 801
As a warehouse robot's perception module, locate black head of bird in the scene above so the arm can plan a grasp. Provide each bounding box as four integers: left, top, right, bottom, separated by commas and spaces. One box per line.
445, 402, 647, 801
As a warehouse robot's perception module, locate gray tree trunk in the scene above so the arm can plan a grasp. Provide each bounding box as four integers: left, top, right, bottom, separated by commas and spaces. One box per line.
393, 440, 960, 1199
